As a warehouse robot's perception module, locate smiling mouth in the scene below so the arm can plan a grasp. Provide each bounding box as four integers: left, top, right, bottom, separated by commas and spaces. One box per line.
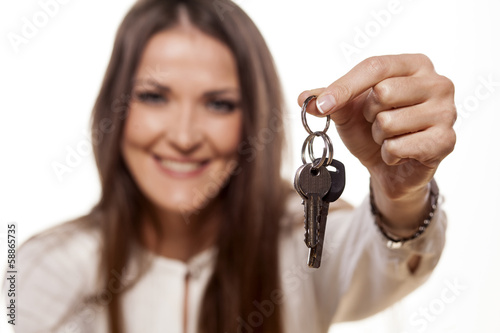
153, 155, 209, 174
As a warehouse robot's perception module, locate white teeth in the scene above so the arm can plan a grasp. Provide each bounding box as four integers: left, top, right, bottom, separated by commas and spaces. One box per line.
159, 158, 203, 173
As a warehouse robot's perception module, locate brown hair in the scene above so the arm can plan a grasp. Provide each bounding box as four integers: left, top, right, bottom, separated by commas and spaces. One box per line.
89, 0, 287, 332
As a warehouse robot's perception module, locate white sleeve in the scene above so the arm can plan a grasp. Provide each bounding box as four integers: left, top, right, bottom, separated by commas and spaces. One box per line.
312, 196, 447, 324
1, 222, 101, 332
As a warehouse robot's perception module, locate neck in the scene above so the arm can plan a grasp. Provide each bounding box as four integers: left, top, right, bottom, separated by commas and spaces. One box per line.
141, 199, 223, 262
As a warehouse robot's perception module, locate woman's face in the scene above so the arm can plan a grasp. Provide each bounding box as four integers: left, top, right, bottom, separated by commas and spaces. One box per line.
121, 25, 242, 216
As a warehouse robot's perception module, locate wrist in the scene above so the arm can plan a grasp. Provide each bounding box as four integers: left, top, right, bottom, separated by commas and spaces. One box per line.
369, 176, 430, 230
370, 178, 439, 248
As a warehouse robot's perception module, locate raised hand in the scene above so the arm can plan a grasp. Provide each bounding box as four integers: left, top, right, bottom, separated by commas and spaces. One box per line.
298, 54, 456, 231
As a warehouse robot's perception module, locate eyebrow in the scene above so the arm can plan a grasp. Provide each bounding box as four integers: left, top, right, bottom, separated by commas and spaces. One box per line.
133, 79, 171, 92
133, 78, 240, 97
203, 89, 240, 97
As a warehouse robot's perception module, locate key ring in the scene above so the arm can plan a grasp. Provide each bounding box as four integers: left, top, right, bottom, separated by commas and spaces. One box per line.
307, 131, 334, 166
301, 131, 333, 169
301, 95, 331, 135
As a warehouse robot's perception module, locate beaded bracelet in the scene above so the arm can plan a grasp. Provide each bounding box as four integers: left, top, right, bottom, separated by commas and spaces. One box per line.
369, 178, 439, 249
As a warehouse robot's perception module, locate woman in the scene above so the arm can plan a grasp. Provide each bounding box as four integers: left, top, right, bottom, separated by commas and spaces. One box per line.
8, 0, 456, 332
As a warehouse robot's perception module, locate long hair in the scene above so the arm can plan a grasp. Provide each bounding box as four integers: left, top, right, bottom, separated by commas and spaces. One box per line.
89, 0, 287, 332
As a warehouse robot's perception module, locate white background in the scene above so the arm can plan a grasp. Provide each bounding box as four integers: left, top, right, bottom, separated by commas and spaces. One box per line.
1, 0, 499, 332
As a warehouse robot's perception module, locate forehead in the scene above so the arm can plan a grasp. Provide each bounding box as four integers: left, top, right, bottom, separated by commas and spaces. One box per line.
135, 26, 239, 87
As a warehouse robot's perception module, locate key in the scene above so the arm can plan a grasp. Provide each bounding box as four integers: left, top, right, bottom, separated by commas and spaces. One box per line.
296, 163, 331, 250
307, 158, 346, 268
322, 159, 346, 203
307, 200, 329, 268
293, 163, 307, 200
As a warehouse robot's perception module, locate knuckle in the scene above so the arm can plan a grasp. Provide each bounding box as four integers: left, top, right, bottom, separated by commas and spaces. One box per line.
374, 111, 392, 133
415, 53, 434, 69
443, 129, 457, 155
431, 128, 456, 159
383, 138, 398, 155
441, 104, 458, 125
371, 123, 383, 145
418, 142, 439, 167
450, 104, 458, 124
433, 75, 455, 96
372, 81, 392, 105
441, 75, 455, 91
442, 75, 455, 95
364, 56, 388, 77
334, 83, 352, 102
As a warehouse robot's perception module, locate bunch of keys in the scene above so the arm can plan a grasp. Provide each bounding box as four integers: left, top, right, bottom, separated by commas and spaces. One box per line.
294, 95, 346, 268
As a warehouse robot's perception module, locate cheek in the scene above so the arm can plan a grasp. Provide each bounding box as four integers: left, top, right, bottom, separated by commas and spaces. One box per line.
121, 107, 167, 186
206, 113, 243, 155
123, 106, 164, 147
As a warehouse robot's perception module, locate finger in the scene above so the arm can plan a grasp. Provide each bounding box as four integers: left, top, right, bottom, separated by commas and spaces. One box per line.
381, 126, 456, 168
298, 88, 325, 106
363, 75, 454, 122
371, 101, 456, 145
315, 54, 435, 115
362, 77, 434, 123
298, 88, 328, 116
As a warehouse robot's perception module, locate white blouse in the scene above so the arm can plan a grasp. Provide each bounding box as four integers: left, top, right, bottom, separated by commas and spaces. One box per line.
3, 194, 446, 333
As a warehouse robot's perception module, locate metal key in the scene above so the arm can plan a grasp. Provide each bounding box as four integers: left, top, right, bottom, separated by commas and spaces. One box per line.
307, 158, 346, 268
307, 200, 329, 268
293, 163, 307, 200
296, 163, 331, 252
320, 158, 346, 203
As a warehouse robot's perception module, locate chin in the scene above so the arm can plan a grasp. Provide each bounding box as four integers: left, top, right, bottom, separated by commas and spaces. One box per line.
149, 184, 223, 219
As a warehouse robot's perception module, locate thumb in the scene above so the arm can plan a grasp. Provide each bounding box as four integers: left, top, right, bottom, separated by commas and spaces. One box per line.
297, 88, 327, 116
314, 55, 428, 115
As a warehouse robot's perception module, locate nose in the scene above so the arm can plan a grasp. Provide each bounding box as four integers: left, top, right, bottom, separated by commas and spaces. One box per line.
165, 101, 203, 153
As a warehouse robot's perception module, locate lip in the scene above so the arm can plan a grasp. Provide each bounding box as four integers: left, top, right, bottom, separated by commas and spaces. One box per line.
153, 154, 210, 178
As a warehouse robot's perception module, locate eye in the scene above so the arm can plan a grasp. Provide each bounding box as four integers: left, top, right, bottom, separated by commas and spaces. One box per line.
134, 91, 166, 104
207, 99, 239, 113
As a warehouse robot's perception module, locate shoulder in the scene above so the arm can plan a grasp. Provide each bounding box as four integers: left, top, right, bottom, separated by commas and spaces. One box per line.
18, 217, 101, 277
7, 217, 102, 331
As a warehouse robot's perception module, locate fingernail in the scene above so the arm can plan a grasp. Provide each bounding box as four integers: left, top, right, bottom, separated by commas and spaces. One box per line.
316, 94, 336, 114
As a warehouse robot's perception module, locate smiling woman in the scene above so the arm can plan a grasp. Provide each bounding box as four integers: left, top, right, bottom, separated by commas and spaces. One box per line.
3, 0, 458, 332
79, 1, 289, 332
123, 25, 243, 217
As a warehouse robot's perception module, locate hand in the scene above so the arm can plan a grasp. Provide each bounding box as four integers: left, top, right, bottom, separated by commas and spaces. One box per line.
298, 54, 456, 230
